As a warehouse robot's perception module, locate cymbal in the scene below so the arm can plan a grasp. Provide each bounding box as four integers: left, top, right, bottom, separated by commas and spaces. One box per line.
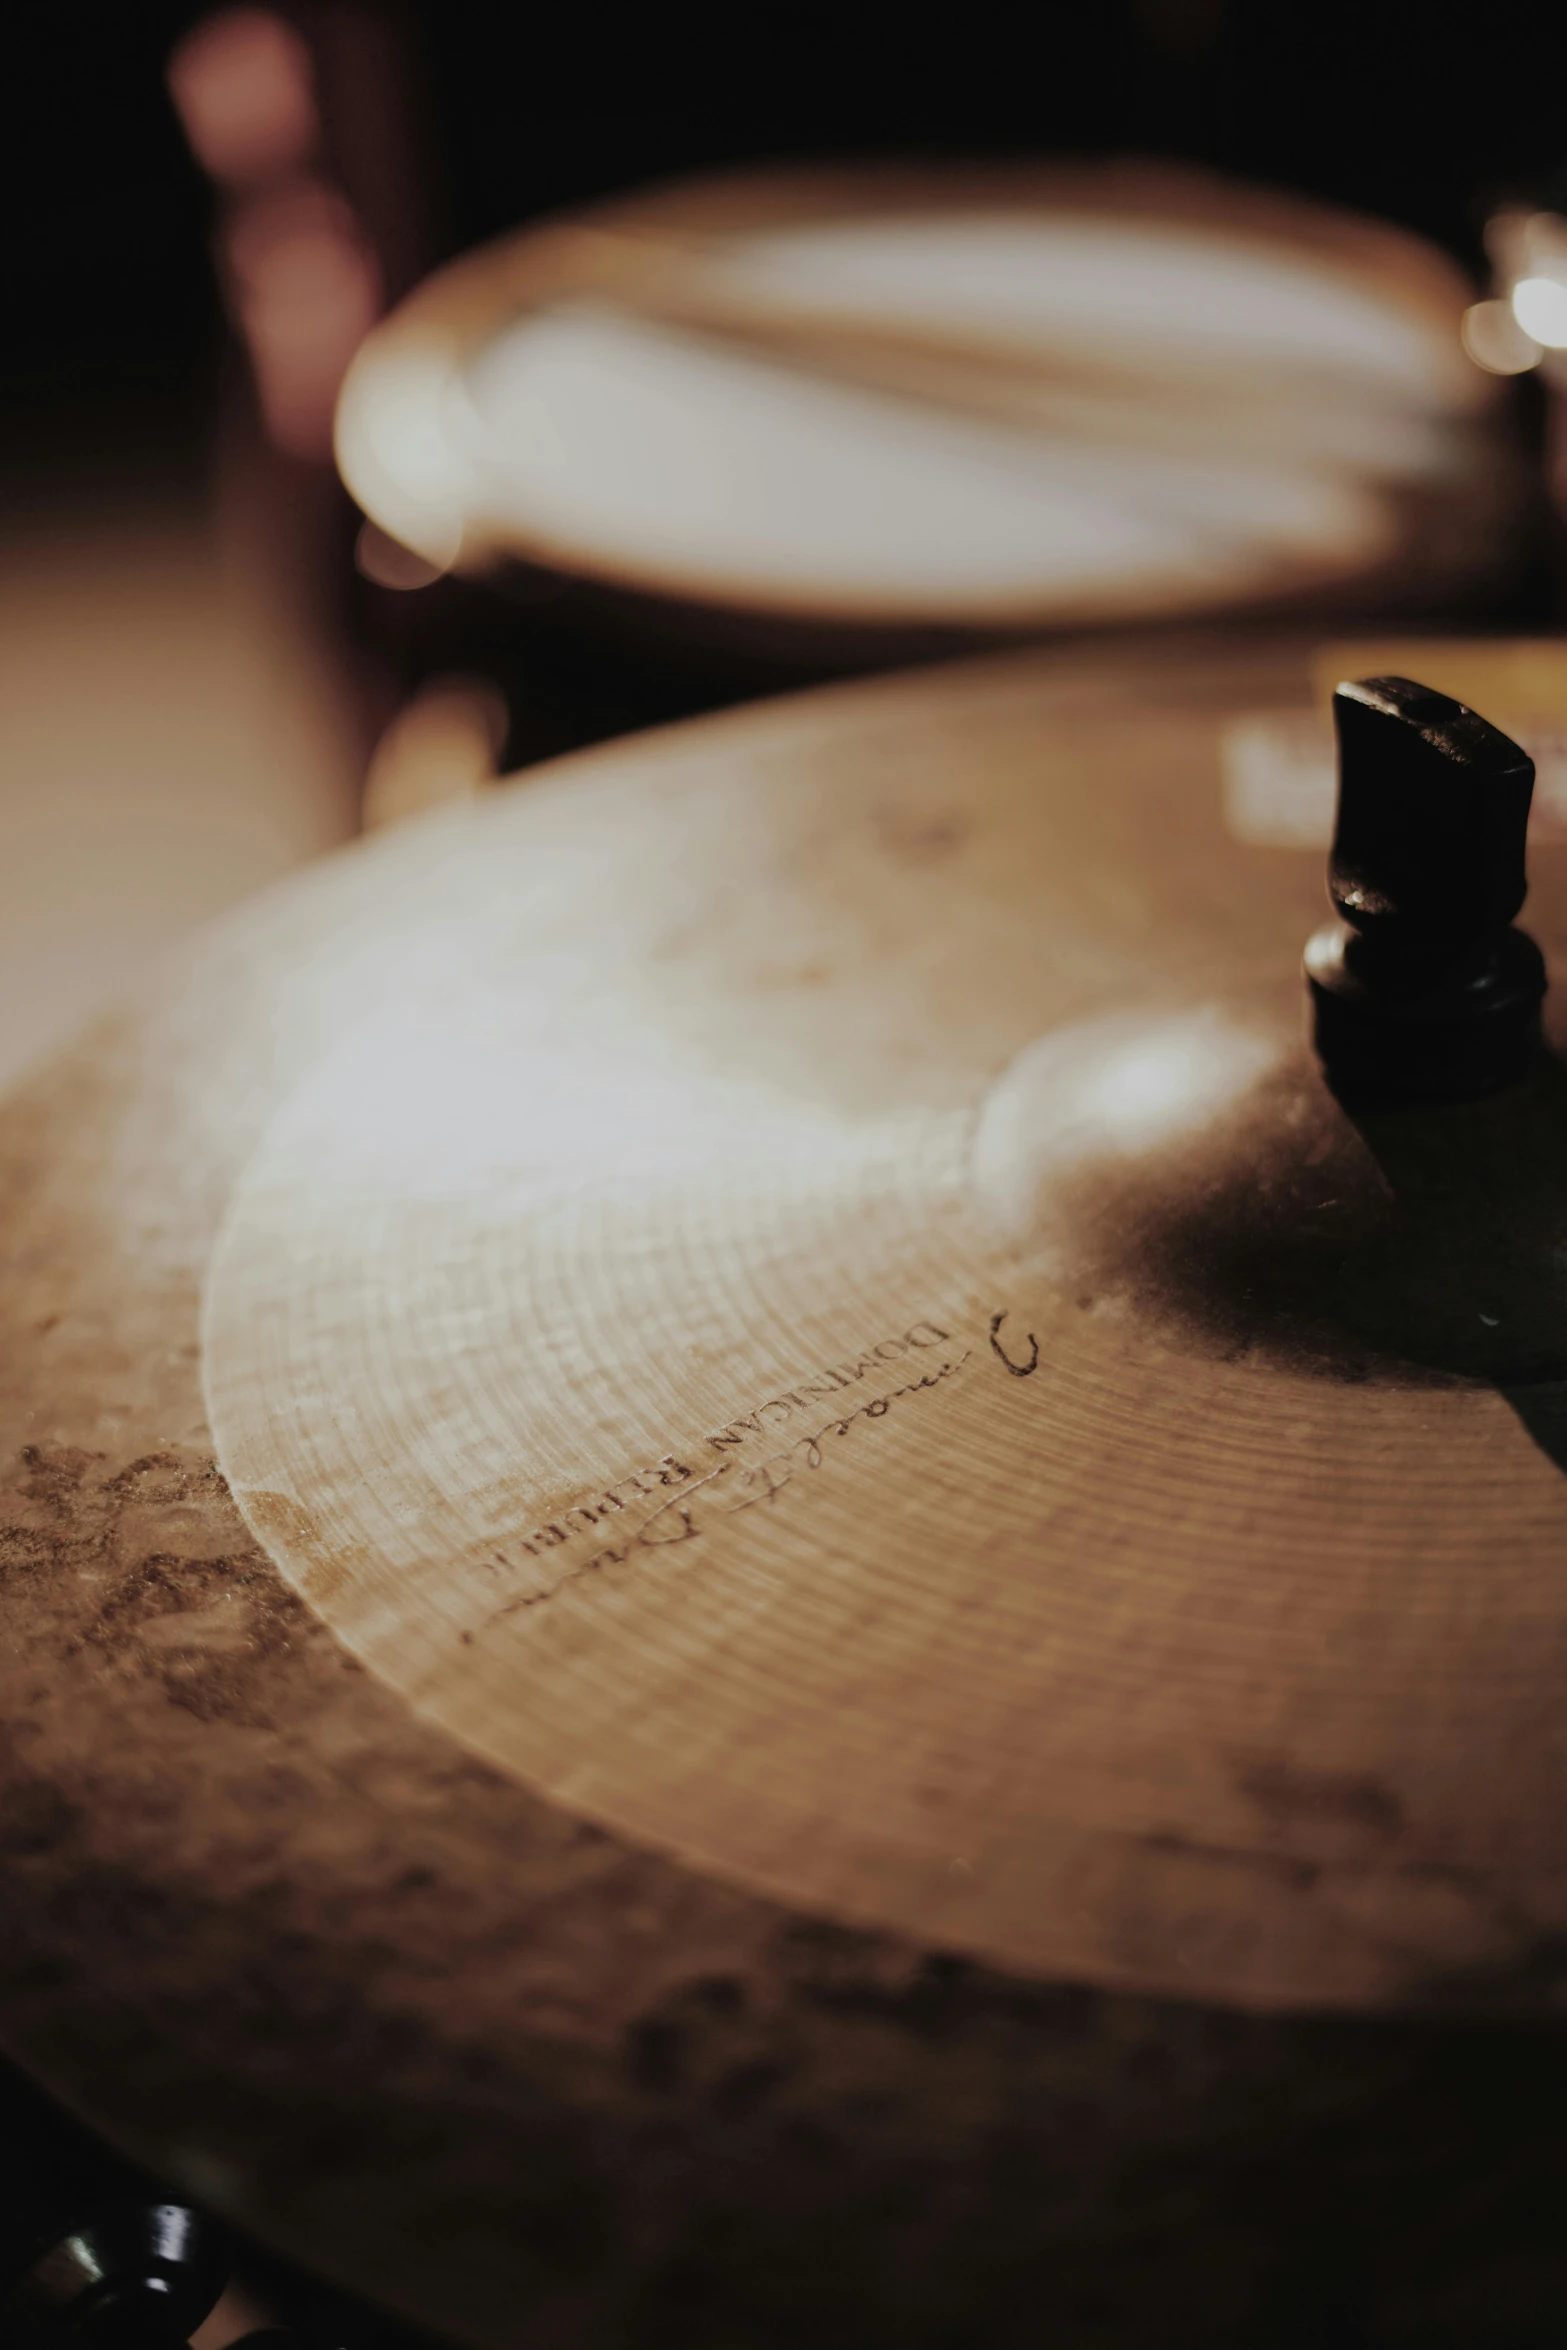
338, 160, 1514, 663
198, 644, 1567, 2019
7, 638, 1567, 2345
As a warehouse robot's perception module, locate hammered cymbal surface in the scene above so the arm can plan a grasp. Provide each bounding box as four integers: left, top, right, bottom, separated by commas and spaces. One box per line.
7, 643, 1567, 2349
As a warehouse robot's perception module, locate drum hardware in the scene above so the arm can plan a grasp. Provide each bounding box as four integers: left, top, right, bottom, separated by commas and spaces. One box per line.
0, 2062, 417, 2350
1305, 676, 1545, 1103
3, 2205, 228, 2350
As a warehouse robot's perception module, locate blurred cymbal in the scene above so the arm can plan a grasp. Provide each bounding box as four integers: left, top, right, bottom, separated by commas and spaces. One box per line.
338, 159, 1514, 669
7, 638, 1567, 2344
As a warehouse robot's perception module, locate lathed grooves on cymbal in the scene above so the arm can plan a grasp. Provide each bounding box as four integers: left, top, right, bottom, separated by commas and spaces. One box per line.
10, 643, 1567, 2350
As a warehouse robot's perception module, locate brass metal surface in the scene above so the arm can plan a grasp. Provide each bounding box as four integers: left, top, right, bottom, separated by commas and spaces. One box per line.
6, 642, 1567, 2343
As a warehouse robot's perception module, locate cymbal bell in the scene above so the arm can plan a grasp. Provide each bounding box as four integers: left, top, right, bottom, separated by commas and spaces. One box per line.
976, 989, 1567, 1385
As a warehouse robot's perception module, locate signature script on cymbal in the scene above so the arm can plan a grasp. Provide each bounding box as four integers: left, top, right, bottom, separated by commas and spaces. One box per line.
466, 1320, 976, 1635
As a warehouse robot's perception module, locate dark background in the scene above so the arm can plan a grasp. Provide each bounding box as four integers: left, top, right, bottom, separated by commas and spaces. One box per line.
7, 0, 1567, 515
